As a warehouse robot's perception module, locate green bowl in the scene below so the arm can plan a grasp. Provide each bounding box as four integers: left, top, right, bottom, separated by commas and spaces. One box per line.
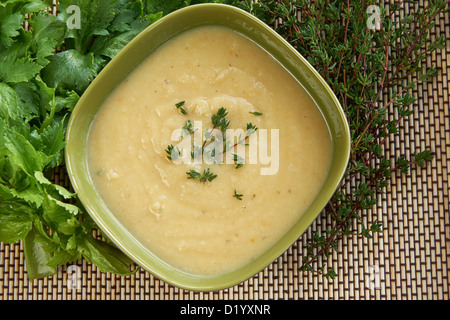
65, 3, 350, 291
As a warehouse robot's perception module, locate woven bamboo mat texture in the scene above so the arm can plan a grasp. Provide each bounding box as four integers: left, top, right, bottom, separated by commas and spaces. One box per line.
0, 1, 449, 300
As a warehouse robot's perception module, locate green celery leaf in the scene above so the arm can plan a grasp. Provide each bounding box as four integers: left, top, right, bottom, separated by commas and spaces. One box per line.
36, 117, 67, 169
31, 76, 58, 127
0, 82, 22, 122
8, 175, 44, 207
0, 125, 45, 207
0, 0, 48, 13
57, 0, 121, 54
143, 0, 185, 15
46, 248, 81, 268
34, 171, 76, 200
1, 125, 44, 176
41, 49, 103, 94
0, 187, 34, 243
23, 223, 57, 280
0, 0, 46, 47
10, 82, 41, 123
88, 0, 162, 59
0, 11, 23, 47
0, 54, 42, 84
28, 11, 67, 67
78, 235, 137, 276
55, 90, 80, 113
108, 0, 143, 33
41, 193, 80, 236
90, 17, 159, 60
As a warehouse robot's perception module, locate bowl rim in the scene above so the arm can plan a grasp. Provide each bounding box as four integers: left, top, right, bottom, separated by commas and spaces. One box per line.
65, 3, 351, 291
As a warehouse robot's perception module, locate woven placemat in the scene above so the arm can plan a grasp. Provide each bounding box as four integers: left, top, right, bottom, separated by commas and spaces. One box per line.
0, 1, 449, 300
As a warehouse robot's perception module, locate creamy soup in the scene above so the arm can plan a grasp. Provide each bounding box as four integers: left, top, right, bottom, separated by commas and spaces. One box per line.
87, 26, 332, 275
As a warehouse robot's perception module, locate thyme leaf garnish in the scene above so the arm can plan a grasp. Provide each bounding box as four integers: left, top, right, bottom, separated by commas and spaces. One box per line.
182, 119, 194, 135
165, 144, 180, 161
232, 153, 244, 169
211, 106, 230, 132
186, 168, 217, 183
233, 189, 243, 200
175, 100, 187, 115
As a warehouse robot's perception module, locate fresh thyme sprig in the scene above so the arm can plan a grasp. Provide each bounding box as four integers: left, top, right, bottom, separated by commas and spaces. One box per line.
239, 0, 448, 279
165, 144, 180, 161
202, 106, 230, 150
186, 169, 201, 180
186, 168, 217, 183
211, 106, 231, 132
246, 122, 258, 135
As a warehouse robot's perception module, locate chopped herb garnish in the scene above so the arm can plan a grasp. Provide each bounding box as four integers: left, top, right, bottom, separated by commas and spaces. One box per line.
233, 189, 243, 200
186, 169, 202, 180
249, 111, 263, 116
165, 144, 181, 161
175, 101, 187, 115
182, 119, 194, 135
211, 107, 230, 132
246, 122, 258, 136
201, 106, 230, 150
200, 168, 217, 183
232, 153, 244, 169
186, 168, 217, 184
168, 107, 259, 189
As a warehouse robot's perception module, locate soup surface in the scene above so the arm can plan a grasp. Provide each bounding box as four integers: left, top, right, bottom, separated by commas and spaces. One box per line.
87, 26, 332, 275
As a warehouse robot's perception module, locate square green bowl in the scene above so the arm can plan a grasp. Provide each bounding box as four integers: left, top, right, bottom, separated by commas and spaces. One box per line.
65, 3, 351, 291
